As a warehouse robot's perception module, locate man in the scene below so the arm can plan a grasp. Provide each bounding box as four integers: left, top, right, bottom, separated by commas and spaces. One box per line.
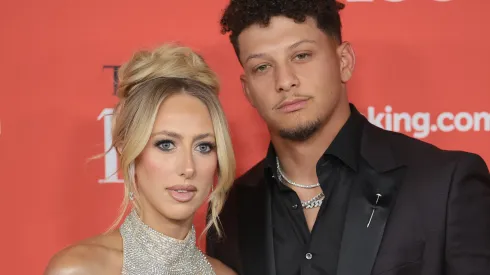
206, 0, 490, 274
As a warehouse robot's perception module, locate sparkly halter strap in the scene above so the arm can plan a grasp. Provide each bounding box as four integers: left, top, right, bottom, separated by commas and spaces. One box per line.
120, 210, 215, 275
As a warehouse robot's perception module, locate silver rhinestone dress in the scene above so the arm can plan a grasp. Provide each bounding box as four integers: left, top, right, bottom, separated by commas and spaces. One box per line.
120, 210, 215, 275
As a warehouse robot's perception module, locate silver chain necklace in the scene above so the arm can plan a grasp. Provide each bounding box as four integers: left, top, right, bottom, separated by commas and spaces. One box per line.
276, 156, 324, 209
276, 156, 320, 189
301, 192, 325, 209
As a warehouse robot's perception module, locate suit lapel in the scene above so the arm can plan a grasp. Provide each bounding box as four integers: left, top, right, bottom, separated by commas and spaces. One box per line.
237, 166, 276, 275
337, 121, 407, 275
264, 180, 277, 275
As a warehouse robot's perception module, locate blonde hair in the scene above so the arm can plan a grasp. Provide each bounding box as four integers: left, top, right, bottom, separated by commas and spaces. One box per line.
106, 43, 235, 237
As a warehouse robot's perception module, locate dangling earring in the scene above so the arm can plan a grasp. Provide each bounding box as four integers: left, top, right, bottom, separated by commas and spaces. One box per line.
128, 162, 136, 202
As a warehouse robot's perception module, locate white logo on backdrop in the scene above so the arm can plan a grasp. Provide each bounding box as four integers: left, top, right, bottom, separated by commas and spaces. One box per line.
366, 106, 490, 139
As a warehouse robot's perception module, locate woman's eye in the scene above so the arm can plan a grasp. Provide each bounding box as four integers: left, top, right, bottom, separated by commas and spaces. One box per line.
196, 143, 215, 154
155, 140, 175, 151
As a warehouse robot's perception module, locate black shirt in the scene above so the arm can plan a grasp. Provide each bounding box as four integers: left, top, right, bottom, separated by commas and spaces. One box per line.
264, 105, 364, 275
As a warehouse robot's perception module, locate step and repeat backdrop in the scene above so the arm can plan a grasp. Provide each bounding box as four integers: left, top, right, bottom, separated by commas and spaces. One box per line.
0, 0, 488, 273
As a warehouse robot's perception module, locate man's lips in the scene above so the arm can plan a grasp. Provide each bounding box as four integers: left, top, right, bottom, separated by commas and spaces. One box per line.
276, 98, 309, 112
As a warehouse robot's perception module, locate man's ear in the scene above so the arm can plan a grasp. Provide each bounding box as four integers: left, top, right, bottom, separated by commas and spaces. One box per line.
337, 41, 356, 83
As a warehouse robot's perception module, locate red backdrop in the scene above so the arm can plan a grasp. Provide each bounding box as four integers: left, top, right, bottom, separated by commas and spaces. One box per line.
1, 0, 489, 274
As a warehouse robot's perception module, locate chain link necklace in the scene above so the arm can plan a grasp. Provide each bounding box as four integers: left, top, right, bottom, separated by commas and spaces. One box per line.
276, 156, 324, 209
301, 192, 325, 209
276, 156, 320, 189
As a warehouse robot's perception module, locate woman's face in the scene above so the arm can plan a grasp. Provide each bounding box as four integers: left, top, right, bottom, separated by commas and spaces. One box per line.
134, 92, 218, 230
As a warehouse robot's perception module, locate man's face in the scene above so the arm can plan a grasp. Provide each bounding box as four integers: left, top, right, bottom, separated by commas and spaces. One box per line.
237, 16, 354, 141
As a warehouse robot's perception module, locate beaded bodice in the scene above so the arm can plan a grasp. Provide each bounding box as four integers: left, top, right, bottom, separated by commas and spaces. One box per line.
120, 210, 215, 275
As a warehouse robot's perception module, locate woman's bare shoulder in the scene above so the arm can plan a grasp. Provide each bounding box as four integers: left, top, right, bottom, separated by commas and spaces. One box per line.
44, 230, 123, 275
206, 255, 238, 275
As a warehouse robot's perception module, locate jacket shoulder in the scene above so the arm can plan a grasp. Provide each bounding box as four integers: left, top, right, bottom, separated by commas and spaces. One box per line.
234, 160, 266, 187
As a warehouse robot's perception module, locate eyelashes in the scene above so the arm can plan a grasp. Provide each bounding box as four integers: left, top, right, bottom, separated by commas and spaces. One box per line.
154, 140, 216, 154
251, 52, 313, 74
195, 142, 215, 154
155, 140, 175, 151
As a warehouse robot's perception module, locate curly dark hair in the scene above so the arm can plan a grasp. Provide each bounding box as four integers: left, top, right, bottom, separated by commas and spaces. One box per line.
220, 0, 346, 59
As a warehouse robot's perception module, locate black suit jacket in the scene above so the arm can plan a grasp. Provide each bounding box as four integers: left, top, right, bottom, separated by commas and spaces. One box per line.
206, 115, 490, 275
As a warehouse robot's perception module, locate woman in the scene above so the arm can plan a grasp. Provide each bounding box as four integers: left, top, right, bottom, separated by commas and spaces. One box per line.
45, 44, 237, 275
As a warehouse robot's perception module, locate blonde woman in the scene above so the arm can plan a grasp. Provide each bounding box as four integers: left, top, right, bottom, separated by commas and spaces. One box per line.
45, 44, 237, 275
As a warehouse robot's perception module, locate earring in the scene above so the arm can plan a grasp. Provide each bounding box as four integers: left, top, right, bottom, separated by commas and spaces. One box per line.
129, 191, 134, 201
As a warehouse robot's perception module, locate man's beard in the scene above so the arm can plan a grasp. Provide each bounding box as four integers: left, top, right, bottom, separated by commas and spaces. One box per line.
278, 118, 321, 142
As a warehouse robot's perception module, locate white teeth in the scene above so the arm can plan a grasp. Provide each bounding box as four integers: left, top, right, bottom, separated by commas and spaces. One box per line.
176, 190, 187, 193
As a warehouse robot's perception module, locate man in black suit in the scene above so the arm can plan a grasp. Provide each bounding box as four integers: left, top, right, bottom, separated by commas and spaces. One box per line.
206, 0, 490, 274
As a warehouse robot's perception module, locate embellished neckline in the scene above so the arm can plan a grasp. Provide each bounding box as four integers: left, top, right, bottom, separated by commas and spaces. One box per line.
130, 210, 195, 243
125, 210, 197, 259
120, 210, 215, 274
